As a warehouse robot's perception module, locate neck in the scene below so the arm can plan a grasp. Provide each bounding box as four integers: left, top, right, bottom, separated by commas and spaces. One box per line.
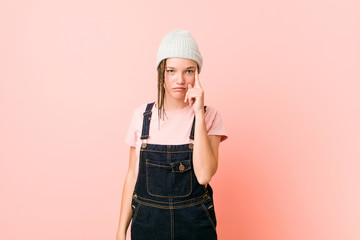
162, 95, 189, 111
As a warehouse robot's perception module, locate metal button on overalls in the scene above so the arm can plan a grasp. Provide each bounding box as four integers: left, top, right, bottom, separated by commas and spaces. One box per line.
179, 163, 185, 172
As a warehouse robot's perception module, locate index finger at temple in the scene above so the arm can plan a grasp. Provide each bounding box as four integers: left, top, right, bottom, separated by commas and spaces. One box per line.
195, 68, 202, 88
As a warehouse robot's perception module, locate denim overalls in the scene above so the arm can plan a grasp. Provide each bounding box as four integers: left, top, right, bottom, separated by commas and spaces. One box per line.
130, 102, 217, 240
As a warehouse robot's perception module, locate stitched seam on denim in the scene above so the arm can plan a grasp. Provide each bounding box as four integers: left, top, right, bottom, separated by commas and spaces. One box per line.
141, 122, 149, 137
167, 151, 171, 163
140, 102, 154, 139
201, 203, 216, 230
141, 150, 193, 153
172, 169, 191, 173
136, 194, 209, 204
132, 198, 207, 209
144, 122, 149, 136
147, 162, 171, 168
146, 159, 192, 171
170, 199, 174, 240
141, 118, 150, 139
132, 203, 140, 223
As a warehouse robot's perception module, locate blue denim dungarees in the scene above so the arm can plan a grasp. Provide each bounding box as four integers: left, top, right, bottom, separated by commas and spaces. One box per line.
130, 102, 217, 240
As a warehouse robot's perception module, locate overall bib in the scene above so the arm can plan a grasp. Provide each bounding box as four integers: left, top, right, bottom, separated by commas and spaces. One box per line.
130, 102, 217, 240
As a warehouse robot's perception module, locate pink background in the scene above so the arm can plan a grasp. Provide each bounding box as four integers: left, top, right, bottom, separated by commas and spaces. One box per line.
1, 0, 359, 239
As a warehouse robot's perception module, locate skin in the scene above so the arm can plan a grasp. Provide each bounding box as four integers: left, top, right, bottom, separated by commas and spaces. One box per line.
116, 58, 221, 240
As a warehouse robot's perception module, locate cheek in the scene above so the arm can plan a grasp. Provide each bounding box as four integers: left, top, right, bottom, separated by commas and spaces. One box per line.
163, 77, 172, 90
186, 76, 195, 85
164, 75, 176, 86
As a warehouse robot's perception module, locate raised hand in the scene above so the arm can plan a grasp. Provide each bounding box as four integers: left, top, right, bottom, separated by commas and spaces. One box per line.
184, 68, 204, 114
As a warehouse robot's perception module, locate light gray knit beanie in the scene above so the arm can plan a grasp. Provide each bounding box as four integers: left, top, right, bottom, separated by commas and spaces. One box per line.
156, 29, 203, 73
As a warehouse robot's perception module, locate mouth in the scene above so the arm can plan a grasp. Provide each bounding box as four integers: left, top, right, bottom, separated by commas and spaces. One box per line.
173, 87, 186, 91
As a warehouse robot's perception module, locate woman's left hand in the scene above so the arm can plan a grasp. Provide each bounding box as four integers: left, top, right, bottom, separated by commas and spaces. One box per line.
184, 68, 204, 114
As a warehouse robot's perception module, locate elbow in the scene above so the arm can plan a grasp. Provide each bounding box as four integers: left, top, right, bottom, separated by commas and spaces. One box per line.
196, 175, 212, 186
194, 159, 218, 185
195, 167, 218, 186
198, 179, 210, 186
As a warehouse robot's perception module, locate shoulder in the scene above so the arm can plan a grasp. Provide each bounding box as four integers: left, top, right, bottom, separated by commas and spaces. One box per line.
127, 102, 147, 123
203, 105, 225, 128
132, 102, 155, 114
204, 105, 228, 141
204, 105, 221, 119
133, 102, 149, 113
204, 105, 219, 113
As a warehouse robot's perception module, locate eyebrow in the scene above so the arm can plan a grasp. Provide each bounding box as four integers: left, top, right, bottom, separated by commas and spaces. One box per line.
166, 66, 196, 69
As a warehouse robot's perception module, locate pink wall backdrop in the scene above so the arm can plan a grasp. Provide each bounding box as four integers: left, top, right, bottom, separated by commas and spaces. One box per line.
1, 0, 359, 239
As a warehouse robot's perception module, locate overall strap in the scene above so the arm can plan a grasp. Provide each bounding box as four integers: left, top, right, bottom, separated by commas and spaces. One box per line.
189, 106, 207, 140
140, 102, 155, 140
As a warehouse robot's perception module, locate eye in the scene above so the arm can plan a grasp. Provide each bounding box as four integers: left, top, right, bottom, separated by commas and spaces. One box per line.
166, 70, 174, 73
186, 70, 193, 74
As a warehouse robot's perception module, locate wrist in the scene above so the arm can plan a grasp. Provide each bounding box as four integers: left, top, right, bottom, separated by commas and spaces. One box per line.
195, 108, 205, 118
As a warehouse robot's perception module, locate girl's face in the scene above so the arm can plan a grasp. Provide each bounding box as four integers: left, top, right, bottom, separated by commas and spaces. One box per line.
164, 58, 197, 102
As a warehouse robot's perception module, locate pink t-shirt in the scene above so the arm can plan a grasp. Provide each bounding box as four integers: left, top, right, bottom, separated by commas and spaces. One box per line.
125, 102, 228, 175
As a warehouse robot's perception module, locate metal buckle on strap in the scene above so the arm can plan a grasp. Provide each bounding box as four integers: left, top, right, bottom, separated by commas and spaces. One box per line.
188, 139, 194, 149
143, 109, 152, 116
141, 140, 147, 149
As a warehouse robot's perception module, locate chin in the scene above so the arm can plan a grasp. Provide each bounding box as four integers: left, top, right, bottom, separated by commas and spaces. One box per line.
168, 95, 184, 102
172, 92, 185, 96
165, 91, 185, 101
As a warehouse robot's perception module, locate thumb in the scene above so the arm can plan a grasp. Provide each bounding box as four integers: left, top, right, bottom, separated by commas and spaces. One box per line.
188, 83, 193, 89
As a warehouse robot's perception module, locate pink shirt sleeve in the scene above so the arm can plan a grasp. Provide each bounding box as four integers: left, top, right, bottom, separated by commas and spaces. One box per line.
124, 107, 142, 147
205, 106, 228, 142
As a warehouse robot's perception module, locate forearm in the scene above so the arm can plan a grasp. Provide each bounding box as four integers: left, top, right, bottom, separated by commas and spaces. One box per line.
193, 110, 218, 185
117, 171, 136, 238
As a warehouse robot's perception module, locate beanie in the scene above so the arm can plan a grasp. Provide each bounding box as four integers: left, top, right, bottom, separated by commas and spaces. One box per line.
156, 29, 203, 73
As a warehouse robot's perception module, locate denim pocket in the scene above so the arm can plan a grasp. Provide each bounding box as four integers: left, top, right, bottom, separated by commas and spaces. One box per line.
146, 159, 192, 197
131, 199, 140, 222
201, 198, 217, 231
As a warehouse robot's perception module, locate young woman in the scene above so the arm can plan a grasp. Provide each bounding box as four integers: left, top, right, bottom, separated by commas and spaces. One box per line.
116, 29, 228, 240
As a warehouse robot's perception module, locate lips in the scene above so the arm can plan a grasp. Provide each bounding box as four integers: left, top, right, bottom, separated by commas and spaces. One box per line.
173, 87, 186, 91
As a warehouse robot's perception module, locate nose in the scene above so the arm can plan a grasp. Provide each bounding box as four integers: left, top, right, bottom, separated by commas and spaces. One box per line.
176, 73, 185, 85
